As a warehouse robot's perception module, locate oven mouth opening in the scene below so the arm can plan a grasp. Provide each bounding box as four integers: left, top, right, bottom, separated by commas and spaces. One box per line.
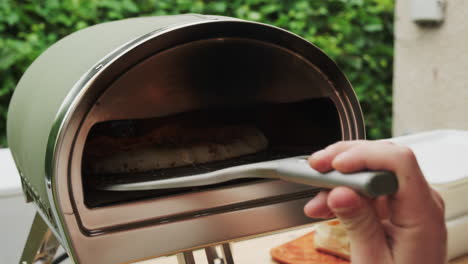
82, 98, 341, 208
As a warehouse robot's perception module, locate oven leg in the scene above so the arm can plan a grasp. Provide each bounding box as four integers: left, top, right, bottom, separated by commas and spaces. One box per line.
176, 251, 196, 264
221, 243, 234, 264
204, 246, 219, 263
204, 246, 225, 264
204, 243, 235, 264
19, 213, 60, 264
178, 243, 235, 264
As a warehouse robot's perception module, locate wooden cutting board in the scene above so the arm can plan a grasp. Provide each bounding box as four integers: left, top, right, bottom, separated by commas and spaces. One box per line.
270, 231, 349, 264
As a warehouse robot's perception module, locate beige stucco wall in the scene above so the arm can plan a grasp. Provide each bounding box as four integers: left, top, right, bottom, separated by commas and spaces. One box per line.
393, 0, 468, 136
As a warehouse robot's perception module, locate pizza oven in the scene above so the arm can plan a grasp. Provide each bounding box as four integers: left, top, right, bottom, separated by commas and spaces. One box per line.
7, 14, 365, 264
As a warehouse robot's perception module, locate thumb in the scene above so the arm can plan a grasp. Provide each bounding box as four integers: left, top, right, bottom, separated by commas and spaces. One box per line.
327, 187, 391, 264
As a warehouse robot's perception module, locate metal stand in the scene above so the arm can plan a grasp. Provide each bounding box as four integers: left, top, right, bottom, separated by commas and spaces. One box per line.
177, 243, 234, 264
19, 213, 234, 264
19, 213, 60, 264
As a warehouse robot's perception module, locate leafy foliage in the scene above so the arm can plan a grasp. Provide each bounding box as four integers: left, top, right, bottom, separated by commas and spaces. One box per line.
0, 0, 393, 146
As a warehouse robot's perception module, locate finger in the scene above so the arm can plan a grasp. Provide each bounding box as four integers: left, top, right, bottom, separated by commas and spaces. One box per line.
304, 191, 334, 219
431, 189, 445, 212
328, 187, 392, 263
330, 142, 435, 227
308, 140, 367, 172
373, 196, 391, 220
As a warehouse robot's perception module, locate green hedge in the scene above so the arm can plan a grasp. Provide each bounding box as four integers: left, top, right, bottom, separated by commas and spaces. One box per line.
0, 0, 393, 147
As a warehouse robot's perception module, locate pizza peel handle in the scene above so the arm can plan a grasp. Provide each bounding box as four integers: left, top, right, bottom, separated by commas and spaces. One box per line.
276, 159, 398, 198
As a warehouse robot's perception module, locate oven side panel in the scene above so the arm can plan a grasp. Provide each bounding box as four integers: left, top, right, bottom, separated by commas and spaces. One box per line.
6, 14, 210, 225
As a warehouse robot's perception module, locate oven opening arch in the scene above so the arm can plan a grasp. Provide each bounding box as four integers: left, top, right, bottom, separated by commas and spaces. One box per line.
60, 20, 364, 238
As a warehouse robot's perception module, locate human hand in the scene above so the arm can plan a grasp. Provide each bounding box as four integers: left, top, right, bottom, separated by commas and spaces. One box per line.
304, 141, 447, 264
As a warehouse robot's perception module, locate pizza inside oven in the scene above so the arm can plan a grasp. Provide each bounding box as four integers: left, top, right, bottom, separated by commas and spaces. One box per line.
83, 115, 269, 175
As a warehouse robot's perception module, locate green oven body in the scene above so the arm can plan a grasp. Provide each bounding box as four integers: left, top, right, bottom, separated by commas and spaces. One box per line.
7, 14, 365, 264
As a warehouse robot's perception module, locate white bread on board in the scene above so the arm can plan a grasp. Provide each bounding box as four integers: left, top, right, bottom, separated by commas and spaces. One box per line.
314, 220, 350, 260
